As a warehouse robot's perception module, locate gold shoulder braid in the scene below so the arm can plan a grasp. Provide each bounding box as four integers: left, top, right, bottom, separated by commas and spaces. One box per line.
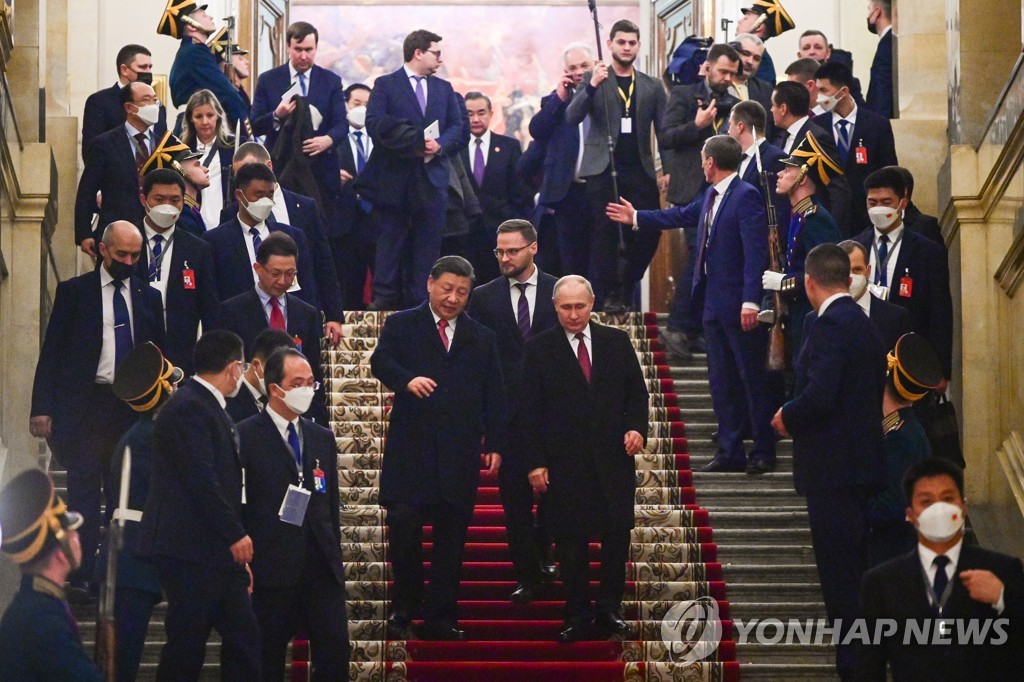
882, 410, 903, 435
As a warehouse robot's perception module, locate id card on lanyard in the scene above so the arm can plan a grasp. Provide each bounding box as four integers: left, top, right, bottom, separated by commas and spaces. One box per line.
618, 71, 635, 134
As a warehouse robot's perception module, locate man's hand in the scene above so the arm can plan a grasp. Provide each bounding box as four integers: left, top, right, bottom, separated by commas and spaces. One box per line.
624, 430, 644, 455
937, 378, 950, 394
695, 99, 718, 129
741, 308, 759, 332
340, 169, 354, 185
246, 563, 254, 594
658, 174, 671, 194
590, 61, 609, 88
275, 98, 297, 120
302, 135, 334, 157
605, 198, 636, 225
406, 376, 437, 398
762, 271, 785, 291
771, 408, 790, 437
960, 570, 1004, 606
324, 321, 343, 347
29, 416, 52, 439
556, 71, 575, 102
424, 139, 441, 155
482, 452, 502, 475
80, 239, 97, 258
230, 535, 254, 564
528, 467, 550, 494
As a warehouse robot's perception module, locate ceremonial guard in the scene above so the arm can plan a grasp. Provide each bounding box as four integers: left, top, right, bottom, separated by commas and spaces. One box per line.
208, 26, 253, 119
142, 132, 209, 237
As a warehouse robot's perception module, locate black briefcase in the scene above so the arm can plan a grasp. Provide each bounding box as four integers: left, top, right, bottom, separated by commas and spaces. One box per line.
918, 393, 965, 468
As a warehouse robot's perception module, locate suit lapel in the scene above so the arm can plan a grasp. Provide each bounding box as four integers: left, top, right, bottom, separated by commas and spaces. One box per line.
398, 70, 424, 121
416, 303, 448, 355
500, 281, 520, 336
557, 328, 589, 388
128, 276, 148, 341
118, 130, 137, 173
709, 177, 739, 243
257, 410, 300, 479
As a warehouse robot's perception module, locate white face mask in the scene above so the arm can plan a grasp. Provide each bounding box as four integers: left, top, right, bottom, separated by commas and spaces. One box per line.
868, 205, 901, 230
135, 104, 161, 127
915, 501, 965, 543
849, 273, 868, 299
257, 371, 267, 397
280, 386, 315, 415
347, 105, 367, 129
227, 367, 246, 398
816, 92, 845, 113
241, 195, 275, 222
146, 203, 180, 229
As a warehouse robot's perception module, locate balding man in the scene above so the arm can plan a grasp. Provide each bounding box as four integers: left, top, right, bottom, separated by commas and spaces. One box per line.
523, 275, 649, 642
31, 221, 165, 590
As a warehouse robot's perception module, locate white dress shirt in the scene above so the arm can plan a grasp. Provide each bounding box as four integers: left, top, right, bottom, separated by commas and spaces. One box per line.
470, 130, 492, 169
404, 65, 428, 102
196, 140, 223, 229
96, 266, 135, 384
143, 222, 175, 308
565, 323, 592, 361
240, 219, 271, 283
738, 139, 765, 179
193, 375, 228, 409
289, 62, 312, 91
869, 224, 905, 289
267, 404, 302, 464
507, 266, 539, 325
256, 282, 288, 328
782, 116, 810, 153
270, 185, 292, 225
817, 291, 851, 316
831, 104, 858, 148
348, 127, 373, 168
242, 375, 264, 409
124, 121, 154, 159
916, 539, 1004, 613
430, 308, 457, 348
856, 290, 873, 316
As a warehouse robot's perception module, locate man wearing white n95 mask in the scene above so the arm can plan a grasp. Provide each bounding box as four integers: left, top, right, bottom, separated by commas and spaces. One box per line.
837, 240, 910, 353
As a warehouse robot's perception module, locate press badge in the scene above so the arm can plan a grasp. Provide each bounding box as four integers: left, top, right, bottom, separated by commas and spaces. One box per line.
855, 145, 868, 165
279, 484, 311, 526
620, 117, 632, 134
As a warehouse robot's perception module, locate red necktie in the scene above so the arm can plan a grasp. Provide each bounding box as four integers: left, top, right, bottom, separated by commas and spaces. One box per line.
576, 332, 591, 383
269, 297, 286, 331
438, 319, 450, 351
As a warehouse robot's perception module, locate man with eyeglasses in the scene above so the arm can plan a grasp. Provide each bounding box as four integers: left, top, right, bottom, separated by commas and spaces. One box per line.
213, 231, 330, 425
467, 219, 560, 605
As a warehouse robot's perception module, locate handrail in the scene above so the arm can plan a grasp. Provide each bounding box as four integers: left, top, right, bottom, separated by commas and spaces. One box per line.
0, 72, 23, 151
976, 49, 1024, 151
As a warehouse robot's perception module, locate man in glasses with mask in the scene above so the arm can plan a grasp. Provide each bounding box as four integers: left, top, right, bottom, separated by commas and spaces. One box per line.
226, 328, 298, 423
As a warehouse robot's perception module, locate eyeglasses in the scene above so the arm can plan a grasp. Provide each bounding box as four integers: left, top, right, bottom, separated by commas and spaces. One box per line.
239, 362, 252, 373
134, 97, 161, 107
266, 269, 297, 280
283, 382, 322, 391
493, 243, 535, 258
425, 49, 442, 59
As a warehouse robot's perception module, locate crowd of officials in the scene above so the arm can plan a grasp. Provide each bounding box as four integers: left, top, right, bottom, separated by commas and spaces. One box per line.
0, 1, 1021, 680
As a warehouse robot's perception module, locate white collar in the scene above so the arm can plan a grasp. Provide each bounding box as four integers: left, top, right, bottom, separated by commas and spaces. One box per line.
818, 291, 851, 315
143, 221, 175, 242
835, 103, 858, 125
266, 402, 299, 433
713, 173, 737, 195
873, 223, 905, 243
288, 62, 311, 82
99, 263, 128, 288
243, 375, 263, 402
787, 116, 809, 136
742, 139, 764, 159
918, 537, 963, 573
564, 323, 591, 344
430, 307, 458, 331
256, 282, 287, 309
404, 65, 423, 80
856, 290, 873, 314
239, 216, 269, 233
508, 264, 539, 289
880, 25, 893, 38
193, 375, 228, 409
472, 130, 492, 148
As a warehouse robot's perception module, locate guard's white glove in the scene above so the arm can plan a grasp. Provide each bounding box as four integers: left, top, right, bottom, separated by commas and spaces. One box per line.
762, 270, 785, 291
757, 310, 776, 324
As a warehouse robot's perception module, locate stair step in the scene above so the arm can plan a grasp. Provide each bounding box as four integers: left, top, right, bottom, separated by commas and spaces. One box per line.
734, 642, 835, 664
715, 544, 818, 565
725, 582, 825, 600
708, 510, 809, 529
727, 601, 828, 620
739, 663, 840, 680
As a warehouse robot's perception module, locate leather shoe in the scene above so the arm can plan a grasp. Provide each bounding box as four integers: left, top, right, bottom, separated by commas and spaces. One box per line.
538, 562, 559, 582
386, 612, 412, 639
688, 334, 707, 354
367, 299, 399, 312
595, 612, 635, 638
415, 621, 466, 641
746, 458, 776, 475
659, 329, 692, 360
557, 621, 595, 643
510, 583, 536, 604
698, 457, 747, 473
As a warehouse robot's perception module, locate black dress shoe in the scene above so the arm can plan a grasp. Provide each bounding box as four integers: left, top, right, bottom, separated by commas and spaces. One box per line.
698, 457, 747, 473
595, 612, 635, 638
537, 562, 560, 582
556, 621, 595, 643
415, 621, 466, 641
386, 612, 412, 639
510, 583, 536, 604
746, 458, 776, 475
688, 334, 708, 354
659, 329, 693, 360
366, 299, 400, 312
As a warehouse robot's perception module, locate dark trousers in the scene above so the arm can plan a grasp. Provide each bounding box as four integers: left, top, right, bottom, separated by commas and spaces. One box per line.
704, 316, 778, 464
667, 226, 703, 336
554, 527, 631, 625
467, 218, 501, 284
498, 466, 552, 584
331, 209, 376, 311
156, 559, 261, 681
386, 500, 473, 625
868, 522, 917, 568
551, 182, 591, 277
252, 544, 349, 682
584, 170, 661, 309
48, 383, 135, 584
372, 185, 447, 307
806, 487, 871, 678
533, 209, 563, 277
115, 587, 159, 682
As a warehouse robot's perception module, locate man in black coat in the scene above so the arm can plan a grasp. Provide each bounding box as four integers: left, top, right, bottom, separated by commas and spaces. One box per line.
239, 349, 348, 680
523, 275, 649, 642
857, 458, 1024, 680
370, 256, 507, 641
772, 244, 887, 679
893, 166, 946, 247
334, 83, 375, 309
865, 0, 895, 119
467, 220, 559, 603
30, 221, 164, 587
841, 240, 911, 352
138, 330, 260, 680
225, 329, 297, 423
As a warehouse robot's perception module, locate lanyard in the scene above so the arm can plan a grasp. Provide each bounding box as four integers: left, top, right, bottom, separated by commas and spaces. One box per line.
617, 71, 635, 117
919, 559, 954, 616
147, 231, 175, 280
871, 230, 903, 283
199, 142, 219, 169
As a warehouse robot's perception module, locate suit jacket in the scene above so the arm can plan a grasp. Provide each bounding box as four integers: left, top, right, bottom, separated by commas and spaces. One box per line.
203, 216, 321, 314
74, 126, 150, 245
857, 543, 1024, 681
213, 288, 328, 425
782, 118, 855, 237
81, 83, 167, 160
250, 63, 348, 154
745, 77, 776, 122
334, 130, 373, 237
567, 69, 667, 180
219, 189, 344, 322
370, 303, 507, 512
225, 384, 264, 423
813, 107, 898, 230
867, 293, 912, 352
903, 202, 945, 247
741, 139, 792, 233
138, 378, 247, 565
169, 38, 248, 123
137, 226, 219, 374
660, 81, 733, 205
461, 132, 532, 229
356, 68, 469, 207
528, 91, 581, 206
30, 271, 164, 440
782, 296, 887, 495
854, 227, 953, 376
521, 323, 649, 535
866, 31, 895, 119
238, 411, 344, 587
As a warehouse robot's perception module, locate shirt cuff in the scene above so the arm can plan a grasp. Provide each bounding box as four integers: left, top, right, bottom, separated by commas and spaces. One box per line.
633, 212, 640, 229
742, 302, 759, 311
995, 587, 1005, 615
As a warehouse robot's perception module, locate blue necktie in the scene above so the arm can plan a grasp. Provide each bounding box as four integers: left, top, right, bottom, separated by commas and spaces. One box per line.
837, 119, 851, 165
298, 72, 307, 97
287, 422, 302, 473
876, 234, 889, 286
515, 282, 531, 338
149, 235, 163, 282
932, 555, 950, 610
250, 227, 262, 255
353, 131, 367, 173
112, 280, 133, 369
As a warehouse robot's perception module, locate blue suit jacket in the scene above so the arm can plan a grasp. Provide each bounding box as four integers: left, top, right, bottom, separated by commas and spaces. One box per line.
357, 68, 469, 206
867, 293, 912, 352
783, 296, 887, 495
741, 140, 792, 234
169, 38, 248, 123
31, 270, 165, 440
74, 126, 149, 244
203, 216, 321, 314
866, 31, 894, 119
527, 91, 581, 206
250, 63, 348, 152
81, 83, 167, 160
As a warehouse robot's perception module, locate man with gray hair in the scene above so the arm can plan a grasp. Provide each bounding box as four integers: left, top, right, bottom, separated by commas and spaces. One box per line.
731, 33, 774, 122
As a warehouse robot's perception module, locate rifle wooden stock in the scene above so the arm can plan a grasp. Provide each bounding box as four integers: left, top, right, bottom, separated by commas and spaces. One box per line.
761, 170, 788, 371
94, 522, 120, 681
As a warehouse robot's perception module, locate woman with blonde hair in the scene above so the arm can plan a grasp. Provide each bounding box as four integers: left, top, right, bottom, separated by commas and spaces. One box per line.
180, 89, 236, 229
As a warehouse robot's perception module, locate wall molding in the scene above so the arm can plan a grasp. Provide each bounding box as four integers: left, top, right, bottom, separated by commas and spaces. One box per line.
996, 430, 1024, 520
995, 229, 1024, 297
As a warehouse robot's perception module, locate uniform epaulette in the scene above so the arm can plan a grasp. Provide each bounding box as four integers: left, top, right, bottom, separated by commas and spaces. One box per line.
882, 411, 903, 435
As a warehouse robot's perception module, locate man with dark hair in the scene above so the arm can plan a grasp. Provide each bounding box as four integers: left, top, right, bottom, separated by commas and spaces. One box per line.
784, 58, 826, 116
814, 60, 898, 231
239, 349, 349, 680
839, 239, 911, 351
853, 167, 953, 384
735, 0, 797, 85
566, 18, 667, 311
772, 242, 887, 679
214, 232, 329, 424
137, 166, 219, 374
866, 0, 895, 118
226, 328, 297, 422
82, 44, 167, 158
371, 255, 507, 641
891, 165, 945, 246
355, 29, 468, 309
858, 457, 1024, 679
467, 219, 560, 604
797, 30, 831, 62
461, 92, 532, 282
139, 328, 261, 680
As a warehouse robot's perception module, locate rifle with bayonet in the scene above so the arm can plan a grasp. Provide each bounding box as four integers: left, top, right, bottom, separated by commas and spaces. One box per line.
751, 128, 787, 371
95, 446, 131, 680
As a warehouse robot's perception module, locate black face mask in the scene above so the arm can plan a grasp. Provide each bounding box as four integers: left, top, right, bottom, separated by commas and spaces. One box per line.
106, 259, 136, 281
135, 71, 154, 86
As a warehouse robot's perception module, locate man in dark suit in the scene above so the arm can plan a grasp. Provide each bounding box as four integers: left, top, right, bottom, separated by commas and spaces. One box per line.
523, 275, 649, 642
461, 92, 532, 283
467, 220, 559, 603
857, 458, 1024, 680
893, 166, 945, 247
81, 44, 167, 160
813, 61, 899, 231
138, 329, 260, 680
732, 34, 776, 124
866, 0, 895, 118
334, 83, 375, 309
355, 30, 469, 309
772, 243, 887, 679
840, 240, 911, 351
214, 232, 329, 425
370, 256, 507, 641
771, 81, 855, 236
75, 82, 161, 257
30, 221, 164, 587
239, 348, 349, 680
567, 19, 667, 311
853, 168, 953, 384
137, 168, 219, 375
226, 329, 296, 423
